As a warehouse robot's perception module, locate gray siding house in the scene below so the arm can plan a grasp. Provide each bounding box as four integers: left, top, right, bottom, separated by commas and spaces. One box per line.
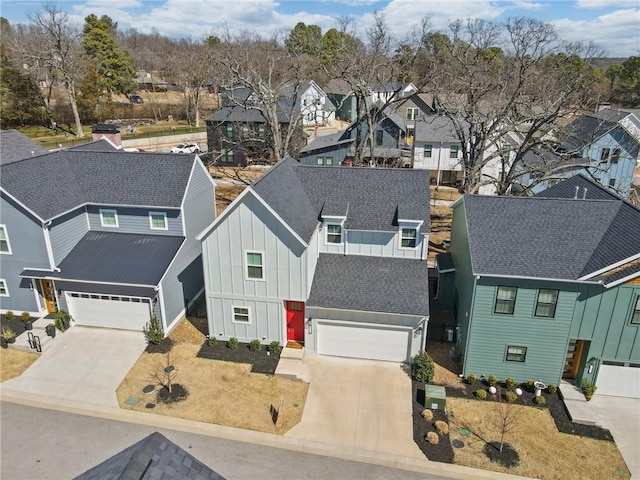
198, 158, 431, 362
0, 134, 216, 335
440, 183, 640, 398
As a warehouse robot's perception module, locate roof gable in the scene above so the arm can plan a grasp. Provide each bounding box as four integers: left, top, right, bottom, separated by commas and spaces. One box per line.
0, 130, 49, 165
535, 174, 621, 201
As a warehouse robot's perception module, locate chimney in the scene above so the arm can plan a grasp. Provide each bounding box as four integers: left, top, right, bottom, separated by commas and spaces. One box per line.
91, 124, 121, 147
596, 102, 611, 112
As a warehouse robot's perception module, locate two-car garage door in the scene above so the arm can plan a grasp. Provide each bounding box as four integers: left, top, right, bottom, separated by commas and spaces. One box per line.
66, 293, 151, 331
317, 321, 412, 362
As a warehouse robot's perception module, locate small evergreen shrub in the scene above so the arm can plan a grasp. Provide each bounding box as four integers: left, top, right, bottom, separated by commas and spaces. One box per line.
466, 373, 477, 385
527, 379, 536, 392
475, 389, 487, 399
268, 341, 282, 355
207, 337, 217, 347
249, 339, 262, 351
547, 384, 557, 395
411, 351, 435, 382
425, 431, 439, 444
143, 314, 164, 345
227, 337, 239, 349
505, 377, 516, 389
421, 409, 434, 421
488, 374, 497, 386
581, 380, 597, 400
21, 312, 31, 322
505, 391, 518, 402
5, 311, 14, 321
534, 395, 546, 406
434, 420, 449, 435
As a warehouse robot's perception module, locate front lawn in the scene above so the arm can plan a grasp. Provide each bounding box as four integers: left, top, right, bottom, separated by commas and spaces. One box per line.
0, 349, 39, 382
117, 319, 308, 434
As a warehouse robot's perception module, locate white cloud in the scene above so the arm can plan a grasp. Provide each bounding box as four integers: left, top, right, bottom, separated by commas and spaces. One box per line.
575, 0, 638, 9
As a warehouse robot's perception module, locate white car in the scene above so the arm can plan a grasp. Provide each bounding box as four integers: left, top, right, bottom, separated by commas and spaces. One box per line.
170, 143, 200, 154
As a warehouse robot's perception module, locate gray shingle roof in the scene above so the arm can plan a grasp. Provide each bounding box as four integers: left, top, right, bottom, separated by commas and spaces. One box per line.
0, 150, 195, 220
206, 104, 290, 124
307, 254, 430, 315
414, 116, 462, 143
535, 174, 621, 201
74, 432, 224, 480
299, 131, 353, 154
0, 130, 49, 165
69, 139, 119, 152
436, 253, 455, 272
57, 231, 184, 286
251, 158, 430, 243
463, 195, 640, 280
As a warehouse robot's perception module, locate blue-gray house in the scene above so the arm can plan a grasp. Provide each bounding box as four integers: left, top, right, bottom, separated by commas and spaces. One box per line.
0, 132, 216, 334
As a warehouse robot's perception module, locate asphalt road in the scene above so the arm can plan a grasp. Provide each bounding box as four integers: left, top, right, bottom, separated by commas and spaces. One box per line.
0, 402, 449, 480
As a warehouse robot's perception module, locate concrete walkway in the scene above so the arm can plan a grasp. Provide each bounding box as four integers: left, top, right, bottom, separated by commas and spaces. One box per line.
2, 326, 146, 408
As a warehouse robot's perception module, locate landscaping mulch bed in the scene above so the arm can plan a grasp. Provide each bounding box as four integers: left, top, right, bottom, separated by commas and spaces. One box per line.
145, 337, 175, 354
197, 340, 281, 375
412, 381, 455, 463
0, 313, 30, 338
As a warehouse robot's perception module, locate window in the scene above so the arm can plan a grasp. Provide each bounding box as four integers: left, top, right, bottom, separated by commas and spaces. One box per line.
494, 286, 517, 314
0, 279, 8, 296
246, 252, 264, 280
400, 228, 417, 248
258, 125, 265, 137
326, 224, 342, 244
450, 145, 459, 158
609, 178, 616, 187
631, 297, 640, 325
506, 345, 527, 362
232, 306, 250, 323
149, 212, 167, 230
220, 148, 234, 163
611, 148, 620, 164
535, 289, 559, 317
99, 209, 118, 228
375, 129, 384, 146
242, 125, 250, 138
225, 123, 233, 137
316, 157, 324, 165
326, 157, 333, 165
0, 225, 11, 254
406, 108, 419, 120
423, 145, 433, 158
600, 148, 610, 161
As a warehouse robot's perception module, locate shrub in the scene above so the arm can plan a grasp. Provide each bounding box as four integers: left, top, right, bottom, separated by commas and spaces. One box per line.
434, 420, 449, 435
249, 339, 262, 351
21, 312, 30, 322
488, 374, 497, 386
475, 389, 487, 399
534, 395, 546, 406
143, 314, 164, 345
425, 431, 439, 444
54, 310, 70, 331
547, 384, 557, 395
411, 351, 435, 382
581, 380, 597, 400
5, 311, 14, 321
505, 391, 518, 402
2, 328, 16, 340
527, 379, 535, 392
268, 341, 282, 355
207, 337, 217, 347
421, 409, 434, 421
466, 373, 477, 385
505, 377, 516, 389
227, 337, 239, 349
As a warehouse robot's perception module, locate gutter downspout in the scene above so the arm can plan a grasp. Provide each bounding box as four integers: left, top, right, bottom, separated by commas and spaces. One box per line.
436, 142, 443, 187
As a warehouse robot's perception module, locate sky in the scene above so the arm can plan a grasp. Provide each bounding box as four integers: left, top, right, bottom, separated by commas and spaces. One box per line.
1, 0, 639, 57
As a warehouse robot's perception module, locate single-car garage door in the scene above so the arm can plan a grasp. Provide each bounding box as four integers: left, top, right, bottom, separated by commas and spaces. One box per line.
317, 321, 411, 362
596, 362, 640, 398
66, 293, 152, 331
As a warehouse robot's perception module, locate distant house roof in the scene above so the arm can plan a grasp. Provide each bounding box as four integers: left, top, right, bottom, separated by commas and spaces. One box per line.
69, 139, 120, 152
0, 130, 48, 165
206, 105, 291, 124
461, 195, 640, 281
249, 157, 430, 244
560, 109, 640, 152
324, 78, 352, 95
414, 116, 461, 143
136, 70, 168, 86
299, 131, 353, 154
0, 150, 196, 221
307, 254, 430, 316
74, 431, 224, 480
535, 174, 621, 201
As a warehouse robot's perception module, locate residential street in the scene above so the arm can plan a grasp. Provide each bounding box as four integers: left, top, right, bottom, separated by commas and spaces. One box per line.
0, 402, 451, 480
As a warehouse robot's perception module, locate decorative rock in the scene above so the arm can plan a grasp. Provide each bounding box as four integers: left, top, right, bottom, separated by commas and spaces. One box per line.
489, 386, 497, 395
515, 387, 523, 396
452, 439, 465, 448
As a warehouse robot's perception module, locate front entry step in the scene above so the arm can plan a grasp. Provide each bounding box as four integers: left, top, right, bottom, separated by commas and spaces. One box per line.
275, 346, 310, 382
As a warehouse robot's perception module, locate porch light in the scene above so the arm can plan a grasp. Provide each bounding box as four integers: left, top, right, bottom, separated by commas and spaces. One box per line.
307, 319, 312, 334
414, 325, 423, 337
29, 281, 34, 291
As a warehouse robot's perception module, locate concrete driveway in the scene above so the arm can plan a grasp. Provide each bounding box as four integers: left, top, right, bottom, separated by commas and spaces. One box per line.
1, 327, 146, 408
286, 356, 423, 459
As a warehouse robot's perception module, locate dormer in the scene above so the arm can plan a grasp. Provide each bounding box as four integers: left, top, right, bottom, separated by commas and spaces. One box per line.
396, 203, 424, 250
320, 199, 349, 246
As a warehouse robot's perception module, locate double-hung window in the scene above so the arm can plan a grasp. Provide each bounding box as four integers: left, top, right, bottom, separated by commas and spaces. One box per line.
149, 212, 168, 230
450, 145, 459, 158
0, 279, 8, 296
611, 148, 621, 164
535, 289, 559, 317
246, 252, 264, 280
506, 345, 527, 362
631, 297, 640, 325
423, 144, 432, 158
375, 130, 384, 146
600, 148, 610, 161
400, 228, 417, 248
0, 225, 11, 254
407, 108, 419, 120
232, 306, 250, 324
494, 286, 517, 314
225, 123, 233, 138
100, 209, 118, 228
326, 224, 342, 244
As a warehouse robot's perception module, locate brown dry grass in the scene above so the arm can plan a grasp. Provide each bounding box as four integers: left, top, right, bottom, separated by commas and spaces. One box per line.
448, 398, 630, 479
431, 186, 461, 203
117, 319, 308, 434
215, 184, 246, 215
0, 348, 39, 382
429, 204, 453, 263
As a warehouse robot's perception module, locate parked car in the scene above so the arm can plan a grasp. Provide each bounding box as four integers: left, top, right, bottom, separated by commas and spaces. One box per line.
170, 143, 200, 154
129, 94, 144, 104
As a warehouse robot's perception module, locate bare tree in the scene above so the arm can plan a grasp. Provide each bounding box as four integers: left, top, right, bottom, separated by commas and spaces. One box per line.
494, 388, 522, 453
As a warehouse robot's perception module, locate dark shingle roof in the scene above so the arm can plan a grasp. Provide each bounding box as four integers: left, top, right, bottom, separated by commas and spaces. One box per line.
307, 254, 430, 316
57, 232, 184, 286
0, 130, 49, 165
69, 139, 119, 152
0, 150, 195, 220
463, 195, 640, 280
535, 174, 621, 201
414, 116, 463, 143
436, 253, 455, 272
251, 158, 430, 243
299, 131, 353, 154
206, 104, 290, 124
74, 432, 224, 480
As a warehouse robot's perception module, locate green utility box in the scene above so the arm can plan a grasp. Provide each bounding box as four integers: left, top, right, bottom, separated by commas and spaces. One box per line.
424, 384, 447, 412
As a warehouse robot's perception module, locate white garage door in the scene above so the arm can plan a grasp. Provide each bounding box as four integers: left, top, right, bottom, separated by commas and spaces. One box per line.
596, 363, 640, 398
66, 293, 151, 331
317, 321, 411, 362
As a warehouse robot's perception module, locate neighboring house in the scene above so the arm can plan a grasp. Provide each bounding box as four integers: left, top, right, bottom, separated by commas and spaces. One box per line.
412, 115, 464, 186
197, 157, 431, 362
0, 130, 48, 165
298, 107, 406, 166
136, 70, 169, 91
369, 82, 418, 104
0, 136, 216, 335
439, 184, 640, 398
298, 80, 336, 127
394, 93, 436, 146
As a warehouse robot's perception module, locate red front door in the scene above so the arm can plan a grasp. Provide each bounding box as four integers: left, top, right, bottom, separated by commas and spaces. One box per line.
286, 301, 305, 343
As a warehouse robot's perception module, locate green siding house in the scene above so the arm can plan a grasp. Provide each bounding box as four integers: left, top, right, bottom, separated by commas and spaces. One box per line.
440, 183, 640, 398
